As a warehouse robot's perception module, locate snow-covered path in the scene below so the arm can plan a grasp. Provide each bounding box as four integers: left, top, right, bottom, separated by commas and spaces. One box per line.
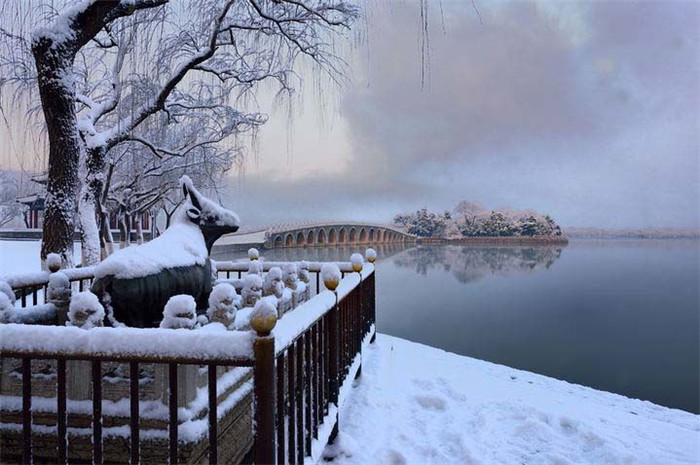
324, 334, 699, 465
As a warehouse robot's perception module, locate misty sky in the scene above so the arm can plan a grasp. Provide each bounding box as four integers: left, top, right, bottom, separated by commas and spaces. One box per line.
226, 0, 699, 229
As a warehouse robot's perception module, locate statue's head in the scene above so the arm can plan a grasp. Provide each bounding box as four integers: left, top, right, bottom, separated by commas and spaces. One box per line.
180, 175, 240, 251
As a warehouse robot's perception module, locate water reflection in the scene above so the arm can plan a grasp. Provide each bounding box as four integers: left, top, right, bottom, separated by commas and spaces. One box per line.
214, 240, 699, 413
393, 245, 563, 283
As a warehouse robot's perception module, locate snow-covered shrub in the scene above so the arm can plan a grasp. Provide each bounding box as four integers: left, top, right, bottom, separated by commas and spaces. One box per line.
46, 252, 62, 272
241, 274, 263, 308
248, 248, 260, 260
350, 253, 364, 272
249, 299, 277, 334
207, 283, 239, 330
282, 263, 299, 290
0, 292, 13, 323
365, 248, 377, 263
0, 280, 16, 304
263, 267, 285, 299
68, 291, 105, 329
321, 263, 341, 290
298, 261, 311, 284
248, 260, 263, 277
160, 295, 197, 329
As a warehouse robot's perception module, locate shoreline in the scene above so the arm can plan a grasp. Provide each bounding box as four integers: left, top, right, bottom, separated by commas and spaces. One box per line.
416, 235, 570, 245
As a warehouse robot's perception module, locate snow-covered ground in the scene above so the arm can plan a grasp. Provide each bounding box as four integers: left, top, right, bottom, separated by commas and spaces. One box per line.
0, 240, 82, 276
325, 334, 699, 465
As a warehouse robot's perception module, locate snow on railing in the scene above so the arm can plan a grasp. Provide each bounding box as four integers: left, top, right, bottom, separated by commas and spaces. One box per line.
0, 261, 377, 465
0, 324, 254, 363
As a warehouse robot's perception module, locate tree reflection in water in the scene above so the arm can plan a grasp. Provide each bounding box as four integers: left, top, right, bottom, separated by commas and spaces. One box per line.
392, 245, 564, 283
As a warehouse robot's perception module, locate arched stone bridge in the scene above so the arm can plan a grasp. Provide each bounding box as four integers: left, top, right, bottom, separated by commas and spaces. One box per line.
265, 222, 414, 248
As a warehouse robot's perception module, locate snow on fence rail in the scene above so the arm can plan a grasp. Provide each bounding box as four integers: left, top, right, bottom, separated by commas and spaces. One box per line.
0, 261, 376, 465
2, 260, 358, 311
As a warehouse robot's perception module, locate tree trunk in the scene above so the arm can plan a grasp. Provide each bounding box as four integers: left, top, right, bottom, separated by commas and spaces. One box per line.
32, 39, 80, 268
79, 146, 107, 265
125, 213, 132, 246
118, 211, 128, 249
78, 186, 101, 266
136, 214, 144, 244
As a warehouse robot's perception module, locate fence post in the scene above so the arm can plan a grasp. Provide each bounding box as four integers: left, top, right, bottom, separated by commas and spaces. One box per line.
251, 305, 277, 465
328, 294, 340, 443
46, 261, 71, 326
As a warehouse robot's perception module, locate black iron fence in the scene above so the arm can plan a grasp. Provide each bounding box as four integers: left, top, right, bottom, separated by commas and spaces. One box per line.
0, 267, 376, 464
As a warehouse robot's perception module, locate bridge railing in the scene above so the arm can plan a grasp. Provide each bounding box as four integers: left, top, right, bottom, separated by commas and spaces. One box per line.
0, 263, 376, 464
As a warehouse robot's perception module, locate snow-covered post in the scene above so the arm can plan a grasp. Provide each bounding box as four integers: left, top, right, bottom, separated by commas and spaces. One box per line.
365, 249, 377, 343
46, 254, 71, 325
248, 248, 259, 261
321, 263, 342, 444
350, 254, 364, 379
250, 300, 277, 465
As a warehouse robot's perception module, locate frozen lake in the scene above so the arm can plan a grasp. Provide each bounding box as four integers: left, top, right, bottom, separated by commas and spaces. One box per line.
214, 239, 700, 414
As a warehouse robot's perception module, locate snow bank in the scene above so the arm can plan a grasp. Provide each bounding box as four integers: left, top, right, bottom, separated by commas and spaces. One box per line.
94, 223, 207, 280
0, 324, 254, 361
325, 334, 700, 465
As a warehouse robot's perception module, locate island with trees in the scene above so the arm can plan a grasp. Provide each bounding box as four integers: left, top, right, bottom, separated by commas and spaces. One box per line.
393, 201, 568, 244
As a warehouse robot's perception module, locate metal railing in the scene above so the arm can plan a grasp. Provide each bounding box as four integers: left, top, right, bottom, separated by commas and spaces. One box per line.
0, 266, 376, 464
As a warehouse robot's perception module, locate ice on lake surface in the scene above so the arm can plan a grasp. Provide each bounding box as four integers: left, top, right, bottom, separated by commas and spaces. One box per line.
215, 239, 700, 414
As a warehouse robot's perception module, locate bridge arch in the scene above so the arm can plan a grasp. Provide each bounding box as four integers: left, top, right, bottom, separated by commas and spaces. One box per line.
369, 228, 375, 242
317, 229, 326, 245
306, 230, 315, 246
359, 228, 367, 243
328, 228, 337, 244
349, 228, 357, 243
296, 231, 305, 246
274, 235, 283, 247
285, 234, 293, 247
339, 228, 347, 243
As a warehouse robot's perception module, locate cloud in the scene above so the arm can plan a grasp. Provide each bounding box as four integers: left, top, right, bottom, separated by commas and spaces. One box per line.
230, 0, 699, 229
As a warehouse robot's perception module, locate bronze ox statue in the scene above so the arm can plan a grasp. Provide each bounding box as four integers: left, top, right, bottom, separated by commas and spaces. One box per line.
91, 176, 239, 328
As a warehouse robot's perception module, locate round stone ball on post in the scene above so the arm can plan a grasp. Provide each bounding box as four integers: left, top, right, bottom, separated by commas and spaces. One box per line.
365, 248, 377, 264
250, 299, 277, 336
248, 247, 260, 261
350, 253, 364, 273
321, 263, 342, 292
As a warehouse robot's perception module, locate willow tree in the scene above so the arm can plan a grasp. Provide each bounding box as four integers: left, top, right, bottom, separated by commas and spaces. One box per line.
0, 0, 358, 266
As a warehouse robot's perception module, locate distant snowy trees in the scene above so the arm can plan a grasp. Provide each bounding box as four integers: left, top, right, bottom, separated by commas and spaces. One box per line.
393, 208, 452, 237
394, 202, 563, 238
1, 0, 359, 266
0, 172, 25, 228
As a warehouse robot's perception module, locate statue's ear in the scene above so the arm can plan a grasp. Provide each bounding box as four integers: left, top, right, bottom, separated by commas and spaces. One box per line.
186, 207, 201, 222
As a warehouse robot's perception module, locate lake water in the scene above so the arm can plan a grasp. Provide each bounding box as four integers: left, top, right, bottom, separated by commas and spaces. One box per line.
213, 239, 700, 414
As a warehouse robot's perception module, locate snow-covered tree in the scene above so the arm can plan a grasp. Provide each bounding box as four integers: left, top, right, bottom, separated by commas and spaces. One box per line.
393, 208, 450, 237
0, 171, 26, 227
1, 0, 359, 266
